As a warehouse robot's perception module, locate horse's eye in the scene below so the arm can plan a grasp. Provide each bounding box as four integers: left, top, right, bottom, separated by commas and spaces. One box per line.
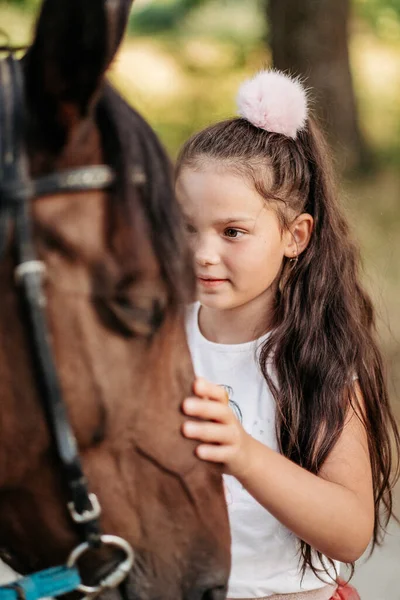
108, 294, 165, 337
114, 295, 132, 312
95, 272, 167, 338
97, 272, 167, 338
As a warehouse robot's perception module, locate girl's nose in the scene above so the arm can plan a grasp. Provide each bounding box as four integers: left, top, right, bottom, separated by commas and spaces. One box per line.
194, 236, 220, 267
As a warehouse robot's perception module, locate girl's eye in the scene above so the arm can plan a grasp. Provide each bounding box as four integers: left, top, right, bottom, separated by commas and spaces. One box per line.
224, 228, 244, 239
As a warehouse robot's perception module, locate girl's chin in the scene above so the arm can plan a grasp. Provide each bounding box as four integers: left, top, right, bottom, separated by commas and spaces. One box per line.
197, 293, 234, 310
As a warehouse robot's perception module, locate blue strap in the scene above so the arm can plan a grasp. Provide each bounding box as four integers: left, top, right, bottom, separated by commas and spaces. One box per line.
0, 566, 81, 600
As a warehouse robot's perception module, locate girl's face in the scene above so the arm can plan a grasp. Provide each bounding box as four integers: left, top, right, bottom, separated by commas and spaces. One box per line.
176, 164, 297, 314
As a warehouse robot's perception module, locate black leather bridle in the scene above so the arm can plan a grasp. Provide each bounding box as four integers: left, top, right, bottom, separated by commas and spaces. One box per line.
0, 48, 134, 596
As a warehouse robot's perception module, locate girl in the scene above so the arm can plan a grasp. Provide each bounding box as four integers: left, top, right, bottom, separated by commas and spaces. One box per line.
175, 71, 400, 600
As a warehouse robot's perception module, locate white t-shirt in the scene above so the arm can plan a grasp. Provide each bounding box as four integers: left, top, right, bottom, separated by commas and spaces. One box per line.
186, 303, 340, 598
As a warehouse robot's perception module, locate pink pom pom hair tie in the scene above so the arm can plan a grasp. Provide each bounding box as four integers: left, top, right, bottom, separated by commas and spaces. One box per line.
236, 70, 308, 139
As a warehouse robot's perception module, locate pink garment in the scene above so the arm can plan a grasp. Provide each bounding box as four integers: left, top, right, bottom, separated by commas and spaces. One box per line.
331, 580, 360, 600
226, 580, 360, 600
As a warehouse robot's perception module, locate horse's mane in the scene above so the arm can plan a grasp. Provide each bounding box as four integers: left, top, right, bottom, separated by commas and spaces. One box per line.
96, 83, 195, 307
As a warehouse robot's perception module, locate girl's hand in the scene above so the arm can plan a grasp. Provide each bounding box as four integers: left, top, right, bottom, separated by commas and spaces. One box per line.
182, 377, 251, 478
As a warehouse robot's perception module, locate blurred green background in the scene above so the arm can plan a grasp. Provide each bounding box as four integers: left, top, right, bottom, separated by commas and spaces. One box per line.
1, 0, 399, 417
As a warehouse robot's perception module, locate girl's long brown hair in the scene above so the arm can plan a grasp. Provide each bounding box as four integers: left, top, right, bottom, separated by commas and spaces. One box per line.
176, 117, 400, 578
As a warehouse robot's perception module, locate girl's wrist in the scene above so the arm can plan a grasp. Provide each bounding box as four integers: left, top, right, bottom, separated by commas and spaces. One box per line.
229, 431, 254, 480
232, 435, 274, 486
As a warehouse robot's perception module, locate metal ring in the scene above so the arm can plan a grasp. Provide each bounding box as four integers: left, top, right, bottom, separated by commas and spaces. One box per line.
66, 535, 135, 596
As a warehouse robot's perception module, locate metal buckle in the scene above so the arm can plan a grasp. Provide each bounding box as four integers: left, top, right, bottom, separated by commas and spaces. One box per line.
68, 493, 102, 524
66, 535, 135, 598
14, 260, 47, 284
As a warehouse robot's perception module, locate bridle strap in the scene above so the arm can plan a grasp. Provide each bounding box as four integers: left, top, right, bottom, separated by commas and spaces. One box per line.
0, 53, 115, 547
1, 165, 115, 206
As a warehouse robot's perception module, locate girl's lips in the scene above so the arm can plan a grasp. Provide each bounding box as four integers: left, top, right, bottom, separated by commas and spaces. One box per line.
197, 277, 228, 288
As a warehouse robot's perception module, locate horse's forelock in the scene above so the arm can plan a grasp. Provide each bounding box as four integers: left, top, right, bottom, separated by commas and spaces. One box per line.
97, 84, 195, 307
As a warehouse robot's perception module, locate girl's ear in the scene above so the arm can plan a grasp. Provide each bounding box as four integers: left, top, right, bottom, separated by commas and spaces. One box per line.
284, 213, 314, 259
24, 0, 133, 136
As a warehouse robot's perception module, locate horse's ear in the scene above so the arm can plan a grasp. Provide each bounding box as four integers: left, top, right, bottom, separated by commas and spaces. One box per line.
24, 0, 133, 129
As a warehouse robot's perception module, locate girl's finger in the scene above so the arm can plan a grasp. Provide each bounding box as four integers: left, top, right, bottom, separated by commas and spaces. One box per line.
196, 444, 232, 463
183, 398, 231, 422
194, 378, 229, 404
182, 421, 233, 445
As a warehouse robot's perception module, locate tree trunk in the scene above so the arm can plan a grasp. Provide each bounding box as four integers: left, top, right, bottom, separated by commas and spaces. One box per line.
267, 0, 370, 172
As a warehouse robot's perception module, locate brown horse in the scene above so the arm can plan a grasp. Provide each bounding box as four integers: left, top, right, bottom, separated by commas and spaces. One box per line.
0, 1, 230, 599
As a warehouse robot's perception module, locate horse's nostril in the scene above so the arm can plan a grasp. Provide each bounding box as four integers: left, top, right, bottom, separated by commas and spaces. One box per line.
201, 586, 227, 600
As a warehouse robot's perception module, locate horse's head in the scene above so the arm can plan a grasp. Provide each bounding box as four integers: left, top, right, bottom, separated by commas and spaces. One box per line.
0, 2, 230, 599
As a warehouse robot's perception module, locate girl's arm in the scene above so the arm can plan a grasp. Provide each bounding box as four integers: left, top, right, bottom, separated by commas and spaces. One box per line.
182, 378, 374, 563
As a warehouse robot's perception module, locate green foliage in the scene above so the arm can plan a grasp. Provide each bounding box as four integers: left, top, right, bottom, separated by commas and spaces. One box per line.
0, 0, 40, 9
354, 0, 400, 38
129, 0, 265, 44
129, 0, 206, 34
356, 0, 400, 18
